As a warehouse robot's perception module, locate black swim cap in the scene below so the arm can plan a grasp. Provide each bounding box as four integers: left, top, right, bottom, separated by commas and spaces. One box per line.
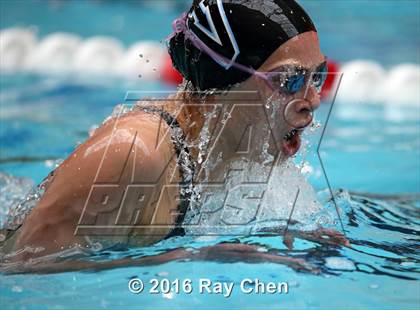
168, 0, 317, 90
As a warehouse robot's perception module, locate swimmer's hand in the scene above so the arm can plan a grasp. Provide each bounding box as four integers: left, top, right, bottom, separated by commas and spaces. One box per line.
303, 228, 350, 247
283, 228, 350, 250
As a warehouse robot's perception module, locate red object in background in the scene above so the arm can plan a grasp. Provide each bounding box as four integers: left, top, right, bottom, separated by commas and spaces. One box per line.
320, 60, 339, 101
161, 53, 183, 85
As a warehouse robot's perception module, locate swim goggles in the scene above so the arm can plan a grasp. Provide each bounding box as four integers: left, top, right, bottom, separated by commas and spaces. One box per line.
263, 61, 328, 94
169, 13, 328, 95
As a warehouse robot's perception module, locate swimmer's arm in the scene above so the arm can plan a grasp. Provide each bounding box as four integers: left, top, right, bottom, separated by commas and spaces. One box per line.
1, 243, 320, 275
3, 229, 350, 274
11, 112, 179, 258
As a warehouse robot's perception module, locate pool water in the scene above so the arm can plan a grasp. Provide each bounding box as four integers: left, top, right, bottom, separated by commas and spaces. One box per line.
1, 1, 419, 309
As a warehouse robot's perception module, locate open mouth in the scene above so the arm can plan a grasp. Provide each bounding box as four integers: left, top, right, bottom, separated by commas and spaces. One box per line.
282, 128, 302, 157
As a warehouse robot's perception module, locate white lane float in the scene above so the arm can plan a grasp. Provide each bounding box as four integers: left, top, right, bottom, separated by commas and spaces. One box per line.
26, 33, 82, 74
336, 60, 386, 104
73, 36, 125, 75
0, 28, 418, 105
380, 64, 419, 106
0, 28, 36, 72
334, 60, 419, 106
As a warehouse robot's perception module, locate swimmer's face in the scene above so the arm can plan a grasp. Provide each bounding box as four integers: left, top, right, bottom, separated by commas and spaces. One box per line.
249, 31, 325, 157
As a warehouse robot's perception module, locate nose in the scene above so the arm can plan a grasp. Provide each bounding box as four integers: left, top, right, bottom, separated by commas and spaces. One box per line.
283, 87, 321, 129
305, 86, 321, 111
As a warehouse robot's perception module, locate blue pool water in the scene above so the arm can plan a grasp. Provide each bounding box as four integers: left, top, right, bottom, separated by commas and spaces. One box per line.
1, 1, 419, 309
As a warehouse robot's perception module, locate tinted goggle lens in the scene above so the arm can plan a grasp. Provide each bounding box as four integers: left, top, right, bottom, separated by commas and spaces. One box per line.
268, 62, 328, 94
286, 74, 306, 94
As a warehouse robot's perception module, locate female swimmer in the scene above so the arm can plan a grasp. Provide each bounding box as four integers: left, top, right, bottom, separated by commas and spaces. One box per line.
1, 0, 344, 267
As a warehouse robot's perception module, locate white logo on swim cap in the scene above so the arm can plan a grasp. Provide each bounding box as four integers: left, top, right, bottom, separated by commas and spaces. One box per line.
189, 0, 240, 69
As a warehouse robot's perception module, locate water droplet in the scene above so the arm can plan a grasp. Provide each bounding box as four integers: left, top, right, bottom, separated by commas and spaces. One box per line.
288, 281, 300, 287
44, 159, 54, 168
325, 257, 356, 271
162, 292, 174, 299
12, 286, 23, 293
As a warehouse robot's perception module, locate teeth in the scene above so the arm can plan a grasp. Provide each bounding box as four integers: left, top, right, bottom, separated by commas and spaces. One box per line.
284, 129, 297, 141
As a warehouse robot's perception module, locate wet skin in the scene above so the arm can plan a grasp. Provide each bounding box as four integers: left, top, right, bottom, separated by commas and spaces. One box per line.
1, 32, 339, 266
2, 228, 350, 274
